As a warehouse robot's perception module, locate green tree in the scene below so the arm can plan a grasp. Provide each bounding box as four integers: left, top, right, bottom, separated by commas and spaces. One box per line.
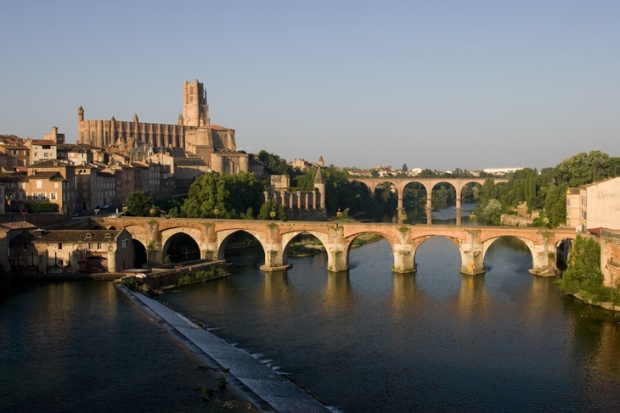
556, 236, 620, 305
544, 183, 568, 228
554, 151, 612, 187
180, 172, 264, 219
258, 150, 292, 176
258, 199, 287, 220
482, 199, 502, 225
125, 191, 155, 217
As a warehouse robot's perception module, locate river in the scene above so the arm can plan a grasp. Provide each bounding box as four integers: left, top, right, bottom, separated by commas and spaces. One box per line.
1, 208, 620, 412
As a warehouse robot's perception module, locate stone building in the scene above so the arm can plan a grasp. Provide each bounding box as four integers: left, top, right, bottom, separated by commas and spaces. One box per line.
77, 79, 248, 175
26, 139, 57, 164
566, 177, 620, 232
10, 228, 134, 274
264, 168, 326, 220
27, 160, 77, 216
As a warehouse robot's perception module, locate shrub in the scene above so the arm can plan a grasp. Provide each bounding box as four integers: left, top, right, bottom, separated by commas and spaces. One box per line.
24, 202, 59, 213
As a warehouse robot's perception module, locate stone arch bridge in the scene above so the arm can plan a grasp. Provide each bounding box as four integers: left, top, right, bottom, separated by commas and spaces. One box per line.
350, 177, 509, 223
98, 217, 575, 277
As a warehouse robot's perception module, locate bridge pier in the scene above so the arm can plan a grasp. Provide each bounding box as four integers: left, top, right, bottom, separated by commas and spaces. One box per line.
459, 249, 485, 275
459, 230, 485, 275
392, 246, 415, 273
260, 248, 292, 272
528, 245, 559, 277
327, 248, 349, 272
147, 242, 163, 265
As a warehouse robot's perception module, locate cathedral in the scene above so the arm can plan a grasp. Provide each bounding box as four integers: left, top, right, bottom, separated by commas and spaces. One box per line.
77, 80, 248, 174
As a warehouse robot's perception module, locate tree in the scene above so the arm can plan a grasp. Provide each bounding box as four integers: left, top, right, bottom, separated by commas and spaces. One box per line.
125, 191, 155, 217
482, 199, 502, 225
258, 199, 287, 220
554, 151, 612, 187
180, 172, 265, 219
556, 236, 620, 305
402, 163, 408, 172
258, 150, 292, 176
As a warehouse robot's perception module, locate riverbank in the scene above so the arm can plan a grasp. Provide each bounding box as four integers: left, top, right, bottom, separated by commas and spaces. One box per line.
116, 284, 331, 413
572, 293, 620, 312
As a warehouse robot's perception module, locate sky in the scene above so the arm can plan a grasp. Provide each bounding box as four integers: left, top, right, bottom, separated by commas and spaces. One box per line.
1, 1, 618, 171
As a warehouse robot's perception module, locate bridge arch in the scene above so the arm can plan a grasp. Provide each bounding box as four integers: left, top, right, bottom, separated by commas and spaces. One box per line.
411, 235, 463, 281
123, 224, 150, 251
160, 227, 202, 251
132, 239, 147, 268
162, 231, 201, 263
343, 229, 418, 273
281, 230, 329, 266
413, 235, 463, 273
217, 229, 268, 262
482, 236, 536, 272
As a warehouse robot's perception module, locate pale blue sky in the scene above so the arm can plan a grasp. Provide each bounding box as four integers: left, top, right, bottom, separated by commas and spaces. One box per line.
1, 1, 618, 170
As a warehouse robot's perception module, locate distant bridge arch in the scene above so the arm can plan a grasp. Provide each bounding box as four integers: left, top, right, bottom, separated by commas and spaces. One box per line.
350, 177, 508, 223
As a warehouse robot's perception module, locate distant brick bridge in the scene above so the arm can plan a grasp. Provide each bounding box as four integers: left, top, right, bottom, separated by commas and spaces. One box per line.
349, 177, 509, 223
99, 217, 576, 277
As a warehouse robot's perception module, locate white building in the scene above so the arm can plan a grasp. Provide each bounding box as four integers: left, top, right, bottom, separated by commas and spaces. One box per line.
566, 177, 620, 232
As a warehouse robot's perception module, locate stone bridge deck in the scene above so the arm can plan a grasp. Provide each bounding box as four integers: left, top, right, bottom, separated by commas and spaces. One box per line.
99, 217, 576, 277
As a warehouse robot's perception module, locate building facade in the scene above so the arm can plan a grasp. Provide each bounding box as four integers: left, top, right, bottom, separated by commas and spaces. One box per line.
567, 177, 620, 232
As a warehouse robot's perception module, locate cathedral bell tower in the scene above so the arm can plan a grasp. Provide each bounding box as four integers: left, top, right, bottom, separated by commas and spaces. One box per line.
183, 79, 210, 127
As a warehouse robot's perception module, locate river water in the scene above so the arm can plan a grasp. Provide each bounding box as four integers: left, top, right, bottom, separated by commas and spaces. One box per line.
2, 209, 620, 412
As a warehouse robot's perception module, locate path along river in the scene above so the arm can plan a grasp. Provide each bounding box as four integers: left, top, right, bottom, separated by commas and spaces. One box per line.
1, 206, 620, 412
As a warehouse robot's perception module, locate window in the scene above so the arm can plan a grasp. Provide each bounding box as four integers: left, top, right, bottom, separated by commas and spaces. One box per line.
54, 182, 59, 188
88, 243, 93, 250
41, 193, 47, 200
58, 243, 62, 250
50, 192, 57, 200
97, 242, 102, 250
36, 180, 42, 188
121, 239, 128, 249
32, 193, 38, 200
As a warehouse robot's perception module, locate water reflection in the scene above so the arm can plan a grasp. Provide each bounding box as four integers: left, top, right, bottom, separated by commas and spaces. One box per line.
390, 273, 420, 320
453, 274, 490, 321
323, 271, 353, 311
261, 270, 291, 304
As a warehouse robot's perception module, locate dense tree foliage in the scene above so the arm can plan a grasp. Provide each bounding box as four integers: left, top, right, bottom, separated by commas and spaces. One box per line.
178, 172, 264, 219
258, 150, 293, 176
557, 236, 620, 305
554, 151, 619, 187
321, 167, 378, 218
257, 199, 287, 220
125, 191, 155, 217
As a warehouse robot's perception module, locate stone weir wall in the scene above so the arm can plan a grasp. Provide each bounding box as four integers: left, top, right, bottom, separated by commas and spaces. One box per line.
122, 260, 229, 290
